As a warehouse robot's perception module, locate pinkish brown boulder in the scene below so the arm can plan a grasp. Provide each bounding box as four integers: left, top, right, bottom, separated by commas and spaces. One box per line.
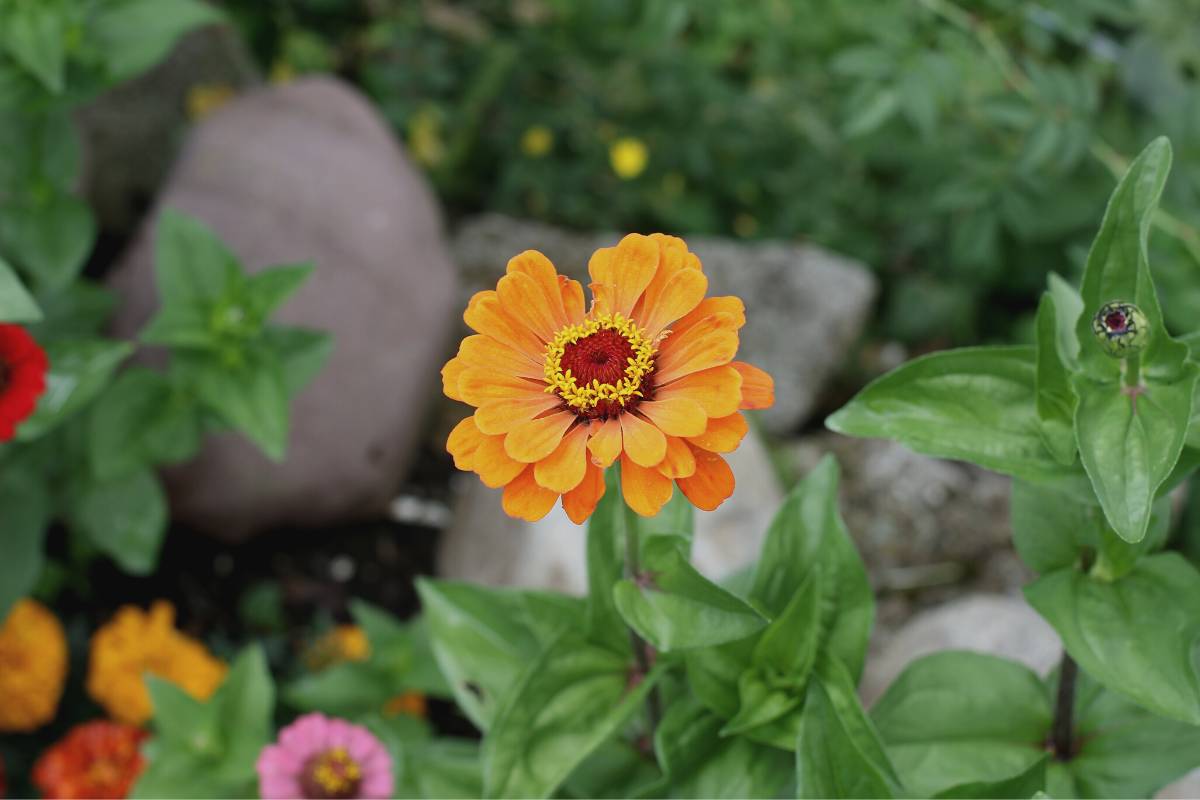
107, 76, 459, 540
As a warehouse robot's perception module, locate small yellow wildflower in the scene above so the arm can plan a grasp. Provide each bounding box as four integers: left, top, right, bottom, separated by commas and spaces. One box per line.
87, 601, 227, 726
304, 624, 370, 672
270, 60, 297, 84
185, 83, 236, 121
609, 137, 649, 180
409, 106, 446, 167
733, 213, 759, 238
384, 690, 428, 719
0, 599, 67, 732
520, 125, 555, 158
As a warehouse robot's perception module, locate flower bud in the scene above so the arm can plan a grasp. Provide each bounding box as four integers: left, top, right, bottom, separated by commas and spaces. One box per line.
1091, 301, 1149, 358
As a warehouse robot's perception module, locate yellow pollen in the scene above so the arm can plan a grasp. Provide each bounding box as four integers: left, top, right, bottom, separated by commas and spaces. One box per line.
543, 313, 656, 410
313, 748, 361, 794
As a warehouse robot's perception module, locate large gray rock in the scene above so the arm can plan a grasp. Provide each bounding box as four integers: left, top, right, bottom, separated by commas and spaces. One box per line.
107, 77, 459, 540
451, 214, 877, 433
860, 594, 1062, 707
77, 25, 260, 235
438, 428, 784, 592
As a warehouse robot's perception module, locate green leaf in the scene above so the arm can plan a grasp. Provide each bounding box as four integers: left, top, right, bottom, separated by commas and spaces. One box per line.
935, 757, 1048, 799
563, 741, 664, 800
143, 210, 242, 344
1073, 362, 1198, 542
827, 347, 1064, 481
0, 469, 50, 620
284, 660, 394, 717
263, 326, 333, 397
0, 107, 78, 193
146, 677, 219, 756
1025, 553, 1200, 724
349, 601, 452, 697
721, 668, 803, 742
683, 635, 756, 721
796, 655, 905, 799
749, 455, 873, 680
209, 644, 275, 789
175, 347, 290, 460
483, 633, 663, 799
654, 698, 792, 799
17, 338, 133, 440
0, 255, 41, 322
613, 535, 765, 651
417, 578, 582, 730
90, 368, 202, 479
1055, 668, 1200, 798
91, 0, 224, 83
1035, 293, 1078, 465
1, 1, 66, 92
1010, 478, 1169, 577
1075, 137, 1185, 375
245, 263, 313, 323
1047, 272, 1084, 367
70, 467, 167, 575
870, 651, 1050, 797
27, 281, 114, 338
0, 193, 96, 291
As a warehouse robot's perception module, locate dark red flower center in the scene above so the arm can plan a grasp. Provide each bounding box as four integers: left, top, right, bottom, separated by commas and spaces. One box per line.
300, 747, 362, 800
559, 329, 636, 387
1104, 310, 1128, 333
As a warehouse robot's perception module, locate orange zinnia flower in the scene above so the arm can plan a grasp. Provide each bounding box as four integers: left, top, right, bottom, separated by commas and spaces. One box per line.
443, 233, 774, 522
32, 720, 147, 799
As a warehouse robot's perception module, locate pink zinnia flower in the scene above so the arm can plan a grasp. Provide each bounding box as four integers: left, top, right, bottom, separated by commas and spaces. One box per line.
256, 713, 393, 799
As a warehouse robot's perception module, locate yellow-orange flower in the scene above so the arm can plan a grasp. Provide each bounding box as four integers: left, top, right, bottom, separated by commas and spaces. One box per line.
609, 137, 649, 179
384, 690, 428, 719
0, 599, 68, 732
442, 233, 774, 522
87, 601, 227, 726
520, 125, 555, 158
304, 624, 370, 671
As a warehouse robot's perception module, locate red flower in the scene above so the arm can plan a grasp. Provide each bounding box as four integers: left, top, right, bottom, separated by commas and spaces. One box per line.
0, 324, 48, 441
32, 721, 148, 800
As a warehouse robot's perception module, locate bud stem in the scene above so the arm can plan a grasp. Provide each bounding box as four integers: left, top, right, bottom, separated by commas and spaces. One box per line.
622, 498, 662, 734
1124, 353, 1141, 389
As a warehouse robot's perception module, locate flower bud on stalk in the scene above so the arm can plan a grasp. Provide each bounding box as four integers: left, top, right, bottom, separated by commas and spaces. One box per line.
1092, 300, 1148, 388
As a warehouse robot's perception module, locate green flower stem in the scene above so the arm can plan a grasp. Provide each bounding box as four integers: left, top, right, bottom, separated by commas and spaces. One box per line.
1051, 650, 1079, 760
1124, 354, 1142, 389
622, 498, 663, 734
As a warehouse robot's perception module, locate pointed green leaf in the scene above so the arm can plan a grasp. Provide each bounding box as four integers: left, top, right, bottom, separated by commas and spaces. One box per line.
17, 338, 133, 440
245, 263, 313, 323
935, 757, 1048, 799
0, 256, 42, 322
0, 193, 95, 291
92, 0, 225, 83
175, 347, 290, 460
1, 1, 66, 92
70, 467, 167, 575
89, 368, 202, 479
1035, 293, 1078, 465
0, 469, 50, 620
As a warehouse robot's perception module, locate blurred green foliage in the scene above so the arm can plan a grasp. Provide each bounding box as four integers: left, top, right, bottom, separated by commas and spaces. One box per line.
224, 0, 1200, 343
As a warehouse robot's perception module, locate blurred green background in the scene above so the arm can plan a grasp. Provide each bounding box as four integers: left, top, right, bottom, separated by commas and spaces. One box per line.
221, 0, 1200, 347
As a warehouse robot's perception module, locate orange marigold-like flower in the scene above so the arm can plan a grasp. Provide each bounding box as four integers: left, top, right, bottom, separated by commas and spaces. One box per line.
0, 599, 68, 732
87, 601, 227, 726
442, 233, 774, 522
304, 624, 370, 671
384, 690, 428, 719
32, 720, 147, 800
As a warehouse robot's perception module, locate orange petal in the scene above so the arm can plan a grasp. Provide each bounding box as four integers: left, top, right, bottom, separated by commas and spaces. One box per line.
474, 434, 526, 488
655, 365, 742, 418
505, 411, 577, 463
497, 271, 563, 343
507, 250, 569, 328
442, 356, 467, 402
587, 247, 616, 316
534, 424, 589, 493
621, 454, 675, 517
670, 296, 745, 339
638, 267, 708, 340
459, 335, 542, 379
653, 318, 740, 384
463, 290, 545, 361
563, 461, 606, 524
502, 465, 559, 521
687, 413, 749, 454
638, 397, 707, 437
589, 235, 660, 318
658, 436, 697, 479
446, 416, 484, 470
458, 368, 545, 406
587, 417, 622, 467
620, 411, 667, 468
732, 361, 775, 410
677, 447, 735, 511
560, 276, 587, 323
474, 394, 562, 435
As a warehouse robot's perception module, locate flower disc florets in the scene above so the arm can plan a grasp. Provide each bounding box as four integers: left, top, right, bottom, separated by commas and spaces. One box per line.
1092, 300, 1149, 358
543, 312, 656, 417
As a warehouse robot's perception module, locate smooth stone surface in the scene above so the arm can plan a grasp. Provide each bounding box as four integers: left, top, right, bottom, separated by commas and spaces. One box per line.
437, 428, 784, 592
451, 213, 878, 433
107, 76, 459, 541
860, 593, 1062, 707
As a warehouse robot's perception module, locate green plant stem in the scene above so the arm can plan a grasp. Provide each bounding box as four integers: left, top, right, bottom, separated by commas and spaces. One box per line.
1052, 651, 1079, 760
917, 0, 1200, 267
1125, 354, 1141, 388
623, 500, 663, 734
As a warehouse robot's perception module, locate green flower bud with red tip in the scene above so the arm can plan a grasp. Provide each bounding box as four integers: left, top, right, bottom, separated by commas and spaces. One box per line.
1091, 301, 1149, 358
